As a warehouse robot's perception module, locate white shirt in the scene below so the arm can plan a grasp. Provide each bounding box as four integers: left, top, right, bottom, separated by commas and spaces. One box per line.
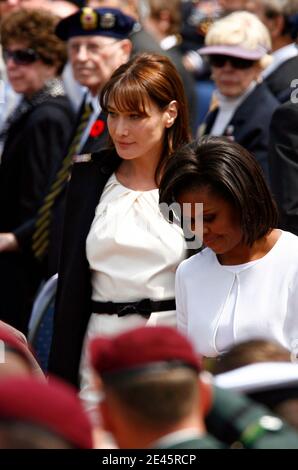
210, 82, 257, 136
262, 43, 298, 79
175, 230, 298, 356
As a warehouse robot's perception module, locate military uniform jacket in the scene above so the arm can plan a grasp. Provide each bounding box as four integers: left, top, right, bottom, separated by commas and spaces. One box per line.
156, 435, 226, 449
48, 148, 121, 386
46, 99, 109, 278
201, 82, 279, 182
77, 97, 109, 155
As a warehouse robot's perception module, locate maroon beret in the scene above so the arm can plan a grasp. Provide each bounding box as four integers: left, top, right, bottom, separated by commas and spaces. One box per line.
0, 376, 92, 449
90, 326, 202, 379
0, 325, 37, 370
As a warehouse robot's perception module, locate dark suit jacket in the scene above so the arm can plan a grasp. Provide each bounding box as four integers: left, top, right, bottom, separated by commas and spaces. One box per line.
202, 82, 279, 182
269, 100, 298, 235
265, 55, 298, 103
77, 99, 109, 155
48, 148, 121, 386
47, 101, 109, 278
0, 96, 74, 332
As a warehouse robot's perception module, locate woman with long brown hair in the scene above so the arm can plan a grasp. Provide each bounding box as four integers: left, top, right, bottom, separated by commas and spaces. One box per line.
48, 53, 191, 402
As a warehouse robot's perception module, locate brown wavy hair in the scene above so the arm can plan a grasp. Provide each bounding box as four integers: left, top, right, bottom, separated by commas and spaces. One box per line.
1, 9, 67, 75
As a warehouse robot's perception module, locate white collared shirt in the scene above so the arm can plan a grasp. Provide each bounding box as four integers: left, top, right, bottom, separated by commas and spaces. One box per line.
262, 43, 298, 79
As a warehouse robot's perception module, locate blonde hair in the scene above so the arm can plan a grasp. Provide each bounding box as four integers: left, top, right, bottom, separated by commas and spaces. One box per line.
205, 11, 272, 69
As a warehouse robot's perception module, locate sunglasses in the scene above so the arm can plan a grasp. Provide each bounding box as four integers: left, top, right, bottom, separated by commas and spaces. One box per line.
3, 48, 40, 65
208, 55, 257, 69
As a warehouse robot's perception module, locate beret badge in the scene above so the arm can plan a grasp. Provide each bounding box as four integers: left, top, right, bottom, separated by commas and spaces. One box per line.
80, 7, 98, 31
100, 12, 116, 29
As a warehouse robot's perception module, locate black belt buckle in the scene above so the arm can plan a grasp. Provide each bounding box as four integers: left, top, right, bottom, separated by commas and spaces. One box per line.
136, 298, 152, 319
117, 299, 152, 319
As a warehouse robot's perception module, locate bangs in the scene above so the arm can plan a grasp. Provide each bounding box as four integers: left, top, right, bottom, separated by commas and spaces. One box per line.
102, 77, 150, 116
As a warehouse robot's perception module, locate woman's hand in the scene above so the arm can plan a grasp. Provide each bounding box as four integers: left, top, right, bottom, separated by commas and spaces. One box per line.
0, 233, 19, 252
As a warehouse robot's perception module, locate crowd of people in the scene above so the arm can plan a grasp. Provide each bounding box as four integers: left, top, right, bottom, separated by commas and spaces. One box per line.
0, 0, 298, 450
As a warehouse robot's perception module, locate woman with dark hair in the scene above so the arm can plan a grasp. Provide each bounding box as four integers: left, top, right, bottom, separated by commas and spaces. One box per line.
48, 53, 191, 393
0, 9, 74, 333
159, 136, 298, 357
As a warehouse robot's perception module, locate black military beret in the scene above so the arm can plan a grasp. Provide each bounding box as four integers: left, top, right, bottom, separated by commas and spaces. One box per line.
55, 7, 135, 41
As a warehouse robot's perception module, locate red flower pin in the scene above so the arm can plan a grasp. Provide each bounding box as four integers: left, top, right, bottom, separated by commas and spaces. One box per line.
90, 119, 105, 138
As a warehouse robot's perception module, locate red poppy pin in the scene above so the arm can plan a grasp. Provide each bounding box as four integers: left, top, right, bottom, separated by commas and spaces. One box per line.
90, 119, 105, 138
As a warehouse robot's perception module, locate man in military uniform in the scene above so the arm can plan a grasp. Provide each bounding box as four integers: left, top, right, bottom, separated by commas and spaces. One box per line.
206, 382, 298, 449
89, 325, 225, 449
214, 360, 298, 435
90, 325, 298, 449
31, 7, 135, 277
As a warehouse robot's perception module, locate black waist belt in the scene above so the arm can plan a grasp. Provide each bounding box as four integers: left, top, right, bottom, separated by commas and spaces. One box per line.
91, 298, 176, 319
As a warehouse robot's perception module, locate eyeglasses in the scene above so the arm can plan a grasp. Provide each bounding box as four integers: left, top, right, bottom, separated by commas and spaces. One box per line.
208, 55, 257, 69
2, 48, 40, 65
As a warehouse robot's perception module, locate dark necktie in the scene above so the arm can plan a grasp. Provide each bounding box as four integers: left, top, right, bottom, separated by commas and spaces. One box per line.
32, 101, 93, 260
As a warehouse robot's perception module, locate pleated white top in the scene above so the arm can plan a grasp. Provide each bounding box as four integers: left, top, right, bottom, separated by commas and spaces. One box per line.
85, 173, 186, 335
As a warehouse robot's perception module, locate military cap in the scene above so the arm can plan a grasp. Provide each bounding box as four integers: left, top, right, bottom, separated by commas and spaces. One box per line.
55, 7, 135, 41
0, 324, 37, 370
90, 326, 202, 381
0, 376, 92, 449
215, 362, 298, 409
